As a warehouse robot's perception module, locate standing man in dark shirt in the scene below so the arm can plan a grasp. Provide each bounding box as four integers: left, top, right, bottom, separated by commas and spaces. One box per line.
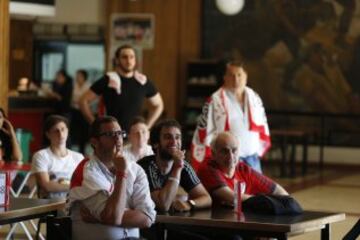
80, 45, 164, 132
138, 119, 211, 212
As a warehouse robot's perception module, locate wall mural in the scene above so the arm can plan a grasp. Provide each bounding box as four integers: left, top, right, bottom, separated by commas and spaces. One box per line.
203, 0, 360, 146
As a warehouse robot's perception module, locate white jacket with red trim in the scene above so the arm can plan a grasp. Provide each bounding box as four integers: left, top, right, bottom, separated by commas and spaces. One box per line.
191, 87, 271, 171
67, 155, 156, 221
67, 155, 156, 240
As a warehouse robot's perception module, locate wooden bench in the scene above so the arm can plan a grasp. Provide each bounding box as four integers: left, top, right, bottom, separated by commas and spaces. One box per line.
271, 129, 309, 178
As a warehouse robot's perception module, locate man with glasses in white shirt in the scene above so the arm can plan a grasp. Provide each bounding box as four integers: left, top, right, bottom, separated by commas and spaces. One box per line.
68, 116, 156, 240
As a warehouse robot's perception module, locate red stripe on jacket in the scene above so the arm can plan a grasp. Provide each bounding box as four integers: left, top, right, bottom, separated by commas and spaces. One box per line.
70, 158, 90, 189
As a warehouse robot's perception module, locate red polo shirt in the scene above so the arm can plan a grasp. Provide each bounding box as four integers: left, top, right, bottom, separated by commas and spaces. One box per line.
198, 160, 276, 203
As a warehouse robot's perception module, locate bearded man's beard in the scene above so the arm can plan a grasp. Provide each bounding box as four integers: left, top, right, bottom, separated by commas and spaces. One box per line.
159, 148, 173, 161
119, 63, 134, 74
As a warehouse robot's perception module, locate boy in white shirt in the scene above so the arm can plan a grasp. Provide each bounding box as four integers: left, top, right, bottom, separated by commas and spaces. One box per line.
32, 115, 83, 199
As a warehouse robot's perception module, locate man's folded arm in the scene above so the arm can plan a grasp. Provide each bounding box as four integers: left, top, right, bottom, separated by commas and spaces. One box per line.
81, 168, 156, 228
121, 209, 152, 228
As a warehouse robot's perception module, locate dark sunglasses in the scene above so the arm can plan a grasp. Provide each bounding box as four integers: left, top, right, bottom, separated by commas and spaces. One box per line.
98, 130, 127, 138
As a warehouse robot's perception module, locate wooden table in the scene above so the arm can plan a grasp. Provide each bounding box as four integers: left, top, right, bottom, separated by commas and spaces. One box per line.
1, 164, 46, 240
0, 198, 65, 225
156, 209, 346, 240
0, 198, 65, 239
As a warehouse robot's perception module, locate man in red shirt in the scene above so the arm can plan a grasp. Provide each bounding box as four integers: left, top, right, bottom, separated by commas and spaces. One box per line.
198, 132, 288, 207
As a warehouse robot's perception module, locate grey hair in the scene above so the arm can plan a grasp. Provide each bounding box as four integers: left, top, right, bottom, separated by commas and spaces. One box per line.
210, 131, 238, 153
210, 133, 220, 152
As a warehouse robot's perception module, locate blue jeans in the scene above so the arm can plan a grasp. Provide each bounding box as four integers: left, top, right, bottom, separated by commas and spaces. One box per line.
240, 154, 262, 173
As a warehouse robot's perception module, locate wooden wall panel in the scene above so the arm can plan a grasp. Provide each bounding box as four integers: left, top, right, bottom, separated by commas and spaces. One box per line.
178, 0, 202, 118
0, 0, 9, 112
106, 0, 201, 119
9, 20, 33, 90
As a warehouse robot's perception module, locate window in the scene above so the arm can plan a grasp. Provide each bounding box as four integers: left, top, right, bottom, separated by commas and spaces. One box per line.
34, 41, 105, 84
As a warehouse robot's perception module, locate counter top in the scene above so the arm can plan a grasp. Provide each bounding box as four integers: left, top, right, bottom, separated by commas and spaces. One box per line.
8, 95, 57, 110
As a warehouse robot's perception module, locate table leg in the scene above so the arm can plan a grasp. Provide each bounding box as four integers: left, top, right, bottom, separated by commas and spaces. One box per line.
7, 171, 35, 240
6, 223, 17, 240
6, 221, 36, 240
277, 235, 288, 240
30, 219, 45, 240
319, 116, 325, 171
321, 223, 330, 240
20, 221, 33, 239
280, 136, 288, 177
302, 134, 308, 176
289, 138, 296, 178
155, 223, 166, 240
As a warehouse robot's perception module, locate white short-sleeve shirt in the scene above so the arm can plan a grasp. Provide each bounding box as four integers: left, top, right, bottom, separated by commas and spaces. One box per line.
123, 144, 154, 162
31, 147, 84, 198
225, 90, 261, 157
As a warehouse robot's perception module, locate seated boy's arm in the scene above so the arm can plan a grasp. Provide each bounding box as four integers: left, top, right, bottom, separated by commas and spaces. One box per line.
35, 172, 69, 193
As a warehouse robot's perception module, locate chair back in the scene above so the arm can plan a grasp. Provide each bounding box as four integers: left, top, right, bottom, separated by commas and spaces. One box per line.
46, 216, 72, 240
343, 219, 360, 240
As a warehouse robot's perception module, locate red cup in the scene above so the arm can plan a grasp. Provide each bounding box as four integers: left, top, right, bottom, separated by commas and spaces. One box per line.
234, 180, 242, 213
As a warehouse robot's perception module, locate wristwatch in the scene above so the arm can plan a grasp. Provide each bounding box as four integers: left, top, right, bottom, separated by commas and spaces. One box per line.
187, 199, 196, 210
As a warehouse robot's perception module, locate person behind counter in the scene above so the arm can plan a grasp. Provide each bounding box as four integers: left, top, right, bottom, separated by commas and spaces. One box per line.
70, 69, 91, 153
0, 108, 22, 165
45, 69, 73, 117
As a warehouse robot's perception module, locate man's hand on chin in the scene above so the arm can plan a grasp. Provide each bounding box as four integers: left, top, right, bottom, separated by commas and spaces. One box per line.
113, 149, 128, 172
171, 149, 185, 169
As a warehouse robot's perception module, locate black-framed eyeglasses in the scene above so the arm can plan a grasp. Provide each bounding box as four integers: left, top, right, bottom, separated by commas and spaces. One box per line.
98, 130, 127, 138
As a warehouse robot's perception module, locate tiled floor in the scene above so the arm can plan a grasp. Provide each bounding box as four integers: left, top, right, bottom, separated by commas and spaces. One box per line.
267, 164, 360, 240
1, 164, 359, 239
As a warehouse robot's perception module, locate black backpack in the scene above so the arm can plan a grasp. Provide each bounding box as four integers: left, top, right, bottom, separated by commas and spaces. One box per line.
243, 194, 303, 215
